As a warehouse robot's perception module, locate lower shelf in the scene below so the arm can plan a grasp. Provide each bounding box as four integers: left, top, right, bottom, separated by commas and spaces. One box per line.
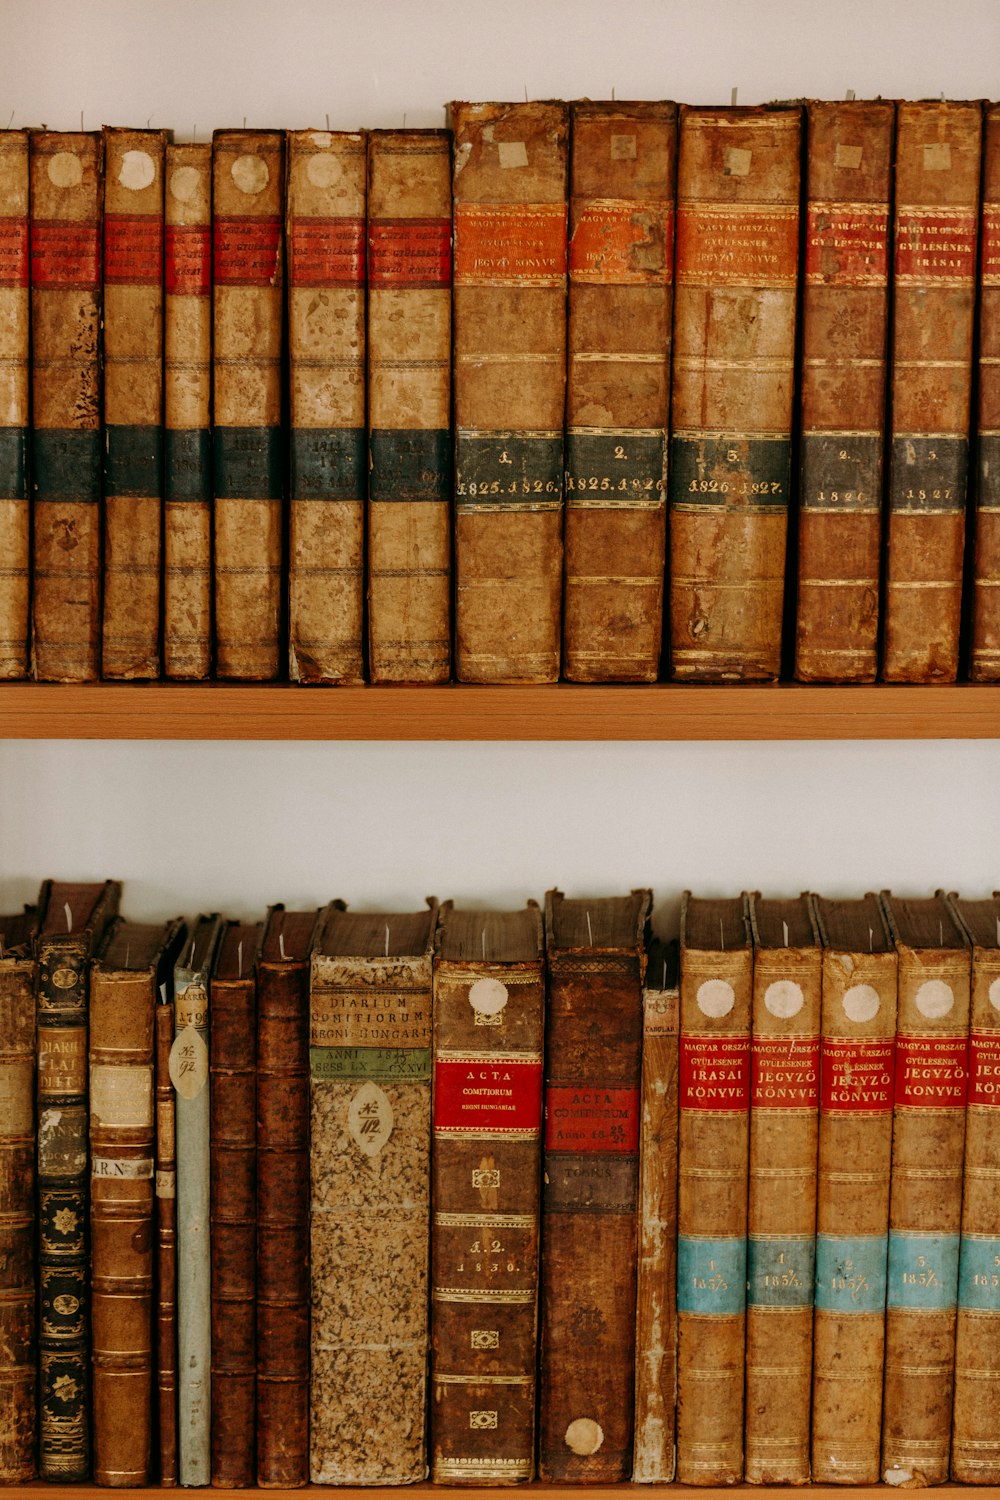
13, 1487, 1000, 1499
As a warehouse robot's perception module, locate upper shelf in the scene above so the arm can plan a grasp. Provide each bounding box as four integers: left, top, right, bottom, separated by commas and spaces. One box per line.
2, 682, 999, 740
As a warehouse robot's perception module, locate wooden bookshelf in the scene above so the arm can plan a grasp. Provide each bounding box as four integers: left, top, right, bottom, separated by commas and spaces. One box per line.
15, 1487, 1000, 1499
2, 681, 1000, 740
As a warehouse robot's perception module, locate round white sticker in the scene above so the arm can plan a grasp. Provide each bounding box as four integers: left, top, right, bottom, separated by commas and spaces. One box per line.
914, 979, 954, 1019
231, 154, 268, 195
48, 151, 83, 189
119, 149, 155, 191
764, 980, 804, 1019
469, 977, 508, 1016
842, 983, 880, 1023
565, 1418, 604, 1456
696, 978, 735, 1018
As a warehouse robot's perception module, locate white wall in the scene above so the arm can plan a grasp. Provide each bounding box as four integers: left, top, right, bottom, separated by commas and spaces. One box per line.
1, 0, 997, 933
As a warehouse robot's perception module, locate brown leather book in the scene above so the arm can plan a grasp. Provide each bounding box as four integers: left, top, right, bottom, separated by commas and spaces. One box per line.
0, 130, 30, 680
563, 101, 676, 683
213, 130, 284, 680
880, 892, 970, 1486
538, 889, 651, 1481
0, 905, 38, 1481
675, 893, 752, 1485
451, 101, 568, 683
971, 108, 1000, 680
90, 916, 185, 1488
795, 100, 894, 683
256, 908, 316, 1489
155, 982, 178, 1485
210, 919, 262, 1487
669, 106, 800, 680
883, 101, 982, 681
286, 129, 366, 684
810, 893, 896, 1484
431, 903, 545, 1483
30, 132, 103, 682
164, 142, 212, 682
310, 902, 437, 1483
101, 127, 166, 680
367, 128, 452, 684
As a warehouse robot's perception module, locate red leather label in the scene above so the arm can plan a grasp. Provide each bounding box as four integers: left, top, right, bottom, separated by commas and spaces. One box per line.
30, 221, 100, 290
569, 201, 673, 284
104, 214, 162, 285
680, 1034, 750, 1111
368, 217, 451, 286
805, 203, 889, 285
894, 1034, 969, 1108
288, 216, 364, 286
0, 217, 29, 287
675, 204, 798, 286
982, 208, 1000, 287
751, 1036, 821, 1108
543, 1084, 639, 1153
213, 215, 282, 286
821, 1038, 895, 1113
166, 224, 210, 296
895, 210, 977, 282
454, 202, 567, 285
969, 1030, 1000, 1108
434, 1057, 542, 1133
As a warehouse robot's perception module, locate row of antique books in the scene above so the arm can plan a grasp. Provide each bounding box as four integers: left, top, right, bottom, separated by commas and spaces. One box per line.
1, 881, 999, 1489
3, 98, 1000, 688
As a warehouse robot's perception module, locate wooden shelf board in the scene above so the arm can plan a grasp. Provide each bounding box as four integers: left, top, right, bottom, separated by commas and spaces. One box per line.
13, 1487, 1000, 1499
2, 682, 1000, 740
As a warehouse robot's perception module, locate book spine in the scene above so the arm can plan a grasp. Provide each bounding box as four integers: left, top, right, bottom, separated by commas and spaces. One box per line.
367, 129, 452, 684
210, 973, 256, 1486
29, 131, 102, 682
795, 100, 893, 683
811, 949, 897, 1483
971, 106, 1000, 680
675, 944, 752, 1484
744, 945, 821, 1484
101, 127, 166, 679
172, 968, 211, 1485
156, 999, 178, 1486
452, 101, 568, 683
309, 954, 432, 1483
0, 130, 30, 679
0, 949, 36, 1480
563, 101, 675, 683
883, 101, 982, 681
882, 945, 971, 1484
430, 959, 544, 1483
632, 980, 679, 1483
212, 130, 284, 681
164, 142, 212, 681
90, 968, 156, 1486
286, 130, 366, 684
669, 107, 800, 681
256, 958, 309, 1489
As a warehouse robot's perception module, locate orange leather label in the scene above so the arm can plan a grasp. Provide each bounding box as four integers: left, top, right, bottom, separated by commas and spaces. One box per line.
895, 209, 977, 283
805, 203, 889, 285
0, 216, 28, 287
104, 213, 162, 285
288, 215, 364, 286
213, 214, 282, 286
166, 224, 210, 296
569, 200, 673, 284
30, 221, 100, 289
751, 1036, 820, 1108
821, 1038, 895, 1113
454, 202, 566, 286
675, 203, 798, 286
894, 1034, 969, 1108
981, 206, 1000, 286
368, 217, 451, 285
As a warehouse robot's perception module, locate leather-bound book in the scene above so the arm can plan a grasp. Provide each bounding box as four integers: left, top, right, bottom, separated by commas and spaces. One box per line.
538, 889, 651, 1481
90, 916, 185, 1487
632, 938, 678, 1484
0, 905, 39, 1481
669, 106, 800, 680
880, 892, 971, 1486
164, 142, 212, 681
970, 108, 1000, 679
795, 100, 894, 683
156, 975, 178, 1485
0, 130, 29, 679
744, 895, 821, 1485
310, 901, 438, 1483
213, 130, 284, 680
882, 101, 982, 681
101, 127, 166, 679
451, 101, 568, 683
367, 128, 452, 684
256, 907, 318, 1489
946, 893, 1000, 1481
810, 893, 896, 1484
431, 903, 545, 1484
210, 920, 262, 1487
675, 893, 752, 1485
286, 129, 365, 684
563, 101, 676, 683
30, 132, 102, 682
36, 879, 121, 1481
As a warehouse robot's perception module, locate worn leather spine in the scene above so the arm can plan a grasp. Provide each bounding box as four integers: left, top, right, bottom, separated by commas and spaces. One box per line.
563, 102, 675, 682
310, 903, 437, 1483
164, 142, 212, 681
675, 894, 752, 1485
0, 131, 29, 679
29, 132, 102, 682
880, 893, 971, 1486
0, 906, 38, 1481
744, 896, 821, 1485
971, 109, 1000, 679
669, 107, 800, 680
156, 986, 178, 1485
883, 101, 982, 681
632, 939, 678, 1483
256, 908, 316, 1489
210, 921, 262, 1487
213, 131, 284, 680
431, 905, 545, 1484
795, 100, 893, 683
451, 101, 568, 683
810, 893, 897, 1484
367, 129, 452, 684
101, 127, 166, 679
538, 890, 650, 1481
287, 129, 365, 684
